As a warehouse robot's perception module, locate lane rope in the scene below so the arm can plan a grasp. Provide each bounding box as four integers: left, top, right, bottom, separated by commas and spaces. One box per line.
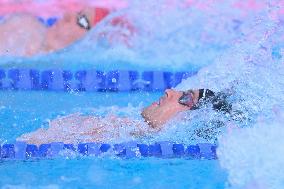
0, 69, 196, 92
0, 141, 217, 160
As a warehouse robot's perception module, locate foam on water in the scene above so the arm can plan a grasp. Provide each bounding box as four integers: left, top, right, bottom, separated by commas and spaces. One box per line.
217, 107, 284, 189
151, 4, 284, 145
168, 2, 284, 188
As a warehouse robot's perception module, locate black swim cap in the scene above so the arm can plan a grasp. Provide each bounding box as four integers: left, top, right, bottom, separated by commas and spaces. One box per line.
194, 89, 232, 114
198, 89, 215, 101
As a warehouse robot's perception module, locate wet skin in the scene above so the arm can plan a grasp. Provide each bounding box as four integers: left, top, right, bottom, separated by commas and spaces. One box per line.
141, 89, 200, 130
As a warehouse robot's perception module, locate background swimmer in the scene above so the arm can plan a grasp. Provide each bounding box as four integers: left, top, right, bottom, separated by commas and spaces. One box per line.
0, 7, 110, 56
17, 89, 232, 145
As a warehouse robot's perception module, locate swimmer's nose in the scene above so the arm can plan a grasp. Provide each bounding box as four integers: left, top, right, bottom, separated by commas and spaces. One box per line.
165, 89, 175, 98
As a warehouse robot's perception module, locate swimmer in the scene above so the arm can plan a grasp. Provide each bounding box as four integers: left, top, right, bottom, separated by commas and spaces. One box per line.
44, 7, 110, 53
17, 89, 231, 145
0, 7, 110, 56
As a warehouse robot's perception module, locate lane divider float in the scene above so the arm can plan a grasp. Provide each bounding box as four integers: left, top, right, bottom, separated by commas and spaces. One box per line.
0, 69, 196, 92
0, 141, 217, 160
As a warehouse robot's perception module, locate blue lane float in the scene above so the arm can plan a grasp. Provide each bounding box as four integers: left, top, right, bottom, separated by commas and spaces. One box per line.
0, 142, 217, 160
0, 69, 196, 92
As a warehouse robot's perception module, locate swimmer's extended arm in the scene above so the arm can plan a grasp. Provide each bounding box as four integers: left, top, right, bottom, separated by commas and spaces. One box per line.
17, 113, 160, 145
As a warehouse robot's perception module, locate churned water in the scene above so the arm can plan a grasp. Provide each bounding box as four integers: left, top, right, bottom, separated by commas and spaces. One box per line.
175, 1, 284, 188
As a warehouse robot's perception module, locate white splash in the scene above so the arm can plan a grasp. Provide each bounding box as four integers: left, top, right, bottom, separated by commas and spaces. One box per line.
217, 107, 284, 189
172, 2, 284, 188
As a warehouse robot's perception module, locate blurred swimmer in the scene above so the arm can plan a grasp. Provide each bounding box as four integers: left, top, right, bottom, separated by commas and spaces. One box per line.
17, 89, 231, 145
44, 7, 111, 53
0, 7, 110, 56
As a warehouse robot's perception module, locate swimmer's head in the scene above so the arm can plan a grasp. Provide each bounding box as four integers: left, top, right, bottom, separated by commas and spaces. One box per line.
141, 89, 200, 129
141, 89, 232, 128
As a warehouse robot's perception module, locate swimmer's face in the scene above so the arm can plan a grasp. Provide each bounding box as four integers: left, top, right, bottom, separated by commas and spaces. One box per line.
141, 89, 200, 129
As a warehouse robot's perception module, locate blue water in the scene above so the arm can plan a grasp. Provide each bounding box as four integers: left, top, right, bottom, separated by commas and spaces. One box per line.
0, 158, 227, 189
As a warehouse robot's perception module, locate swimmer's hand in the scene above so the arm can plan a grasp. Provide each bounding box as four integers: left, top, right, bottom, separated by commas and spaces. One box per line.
130, 122, 161, 137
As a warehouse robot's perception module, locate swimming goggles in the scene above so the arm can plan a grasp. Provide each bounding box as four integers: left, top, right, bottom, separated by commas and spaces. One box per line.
178, 90, 194, 107
77, 13, 91, 30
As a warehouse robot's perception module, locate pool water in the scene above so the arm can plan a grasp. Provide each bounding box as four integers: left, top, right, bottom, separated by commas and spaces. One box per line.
0, 158, 227, 189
